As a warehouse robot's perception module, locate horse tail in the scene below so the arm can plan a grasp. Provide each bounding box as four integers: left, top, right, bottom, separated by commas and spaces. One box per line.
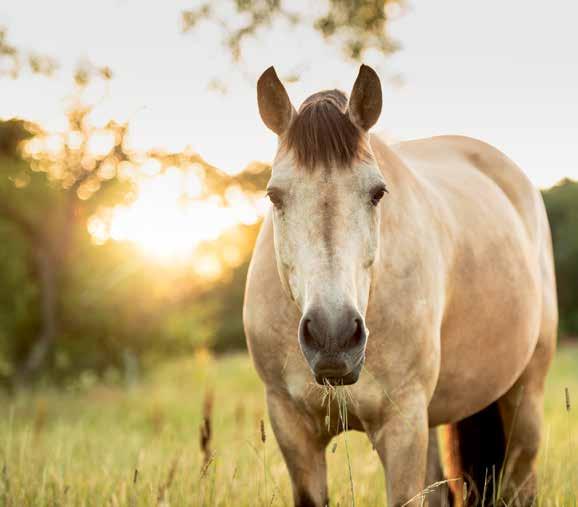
441, 402, 506, 506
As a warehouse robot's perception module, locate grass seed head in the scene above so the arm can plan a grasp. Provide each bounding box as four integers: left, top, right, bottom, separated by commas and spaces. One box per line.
260, 419, 266, 444
199, 389, 213, 466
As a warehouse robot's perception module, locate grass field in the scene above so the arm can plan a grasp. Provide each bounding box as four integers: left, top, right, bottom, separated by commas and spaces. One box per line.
1, 346, 577, 506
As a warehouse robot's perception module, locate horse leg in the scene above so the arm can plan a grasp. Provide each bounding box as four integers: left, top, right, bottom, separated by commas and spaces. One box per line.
367, 390, 430, 506
497, 333, 555, 506
266, 389, 329, 507
426, 427, 452, 507
441, 402, 507, 505
497, 385, 542, 506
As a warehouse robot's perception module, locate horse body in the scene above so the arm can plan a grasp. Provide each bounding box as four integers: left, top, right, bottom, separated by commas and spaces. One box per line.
244, 66, 556, 506
387, 134, 553, 425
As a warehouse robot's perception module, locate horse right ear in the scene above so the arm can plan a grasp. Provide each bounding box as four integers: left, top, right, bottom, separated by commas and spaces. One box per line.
257, 66, 294, 136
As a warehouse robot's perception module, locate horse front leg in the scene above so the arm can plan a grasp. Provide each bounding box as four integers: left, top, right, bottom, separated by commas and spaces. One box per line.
426, 428, 452, 507
368, 390, 430, 507
266, 388, 329, 507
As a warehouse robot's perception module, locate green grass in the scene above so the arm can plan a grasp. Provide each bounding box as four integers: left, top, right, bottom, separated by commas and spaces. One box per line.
0, 346, 577, 506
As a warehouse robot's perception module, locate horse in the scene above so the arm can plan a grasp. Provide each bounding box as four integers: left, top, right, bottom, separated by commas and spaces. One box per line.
243, 64, 557, 507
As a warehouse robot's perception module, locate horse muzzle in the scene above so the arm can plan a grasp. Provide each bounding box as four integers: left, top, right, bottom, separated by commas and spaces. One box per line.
298, 305, 367, 386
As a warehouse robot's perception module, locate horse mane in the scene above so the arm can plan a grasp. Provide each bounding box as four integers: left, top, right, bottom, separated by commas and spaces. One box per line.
285, 90, 369, 171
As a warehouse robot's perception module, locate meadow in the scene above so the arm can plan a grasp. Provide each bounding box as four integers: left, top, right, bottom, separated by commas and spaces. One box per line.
1, 346, 577, 506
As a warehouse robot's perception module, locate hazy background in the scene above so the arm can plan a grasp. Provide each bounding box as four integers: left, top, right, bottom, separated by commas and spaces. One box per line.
0, 0, 577, 386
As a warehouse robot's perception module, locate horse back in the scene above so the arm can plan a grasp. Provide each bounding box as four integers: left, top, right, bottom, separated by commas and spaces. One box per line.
391, 135, 543, 246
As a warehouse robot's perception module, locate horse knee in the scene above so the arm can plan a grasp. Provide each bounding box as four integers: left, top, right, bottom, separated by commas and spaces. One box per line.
502, 396, 543, 463
499, 393, 543, 504
515, 423, 541, 463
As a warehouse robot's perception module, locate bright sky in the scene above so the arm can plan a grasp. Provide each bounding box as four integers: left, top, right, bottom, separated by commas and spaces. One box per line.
1, 0, 577, 190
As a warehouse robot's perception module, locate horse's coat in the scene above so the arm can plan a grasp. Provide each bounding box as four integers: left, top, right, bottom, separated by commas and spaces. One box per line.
244, 66, 557, 506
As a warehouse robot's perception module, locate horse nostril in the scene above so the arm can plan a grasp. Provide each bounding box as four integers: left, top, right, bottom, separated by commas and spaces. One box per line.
301, 318, 316, 348
350, 318, 365, 347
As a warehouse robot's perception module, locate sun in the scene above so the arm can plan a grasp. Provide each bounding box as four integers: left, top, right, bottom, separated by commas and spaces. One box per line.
88, 165, 267, 265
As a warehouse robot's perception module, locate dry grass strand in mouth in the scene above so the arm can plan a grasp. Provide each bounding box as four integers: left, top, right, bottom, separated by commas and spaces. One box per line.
315, 379, 356, 506
315, 379, 354, 433
336, 386, 355, 507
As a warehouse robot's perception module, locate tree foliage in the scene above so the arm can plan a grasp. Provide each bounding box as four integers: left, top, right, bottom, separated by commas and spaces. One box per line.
542, 179, 578, 338
0, 105, 132, 382
182, 0, 402, 62
0, 28, 57, 78
0, 106, 268, 387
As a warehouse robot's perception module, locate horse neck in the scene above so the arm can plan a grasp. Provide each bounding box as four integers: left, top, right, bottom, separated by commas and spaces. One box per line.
371, 135, 442, 273
370, 134, 421, 191
370, 134, 427, 214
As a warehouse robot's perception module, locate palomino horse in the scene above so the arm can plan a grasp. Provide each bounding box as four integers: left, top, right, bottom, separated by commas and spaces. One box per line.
243, 65, 557, 506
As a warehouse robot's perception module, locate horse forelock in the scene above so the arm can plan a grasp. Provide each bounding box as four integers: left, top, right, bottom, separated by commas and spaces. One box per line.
284, 89, 370, 172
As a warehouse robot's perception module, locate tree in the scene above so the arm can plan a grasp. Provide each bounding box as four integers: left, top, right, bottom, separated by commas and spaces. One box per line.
182, 0, 403, 62
0, 103, 132, 382
0, 105, 270, 386
542, 179, 578, 338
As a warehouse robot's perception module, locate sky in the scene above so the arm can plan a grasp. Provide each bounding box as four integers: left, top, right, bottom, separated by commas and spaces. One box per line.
1, 0, 577, 188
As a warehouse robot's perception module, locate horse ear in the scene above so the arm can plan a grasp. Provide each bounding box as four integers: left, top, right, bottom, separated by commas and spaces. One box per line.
348, 64, 382, 131
257, 66, 295, 136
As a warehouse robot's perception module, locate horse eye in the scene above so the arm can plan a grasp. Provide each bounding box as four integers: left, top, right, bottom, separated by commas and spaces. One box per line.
267, 189, 283, 208
370, 186, 387, 206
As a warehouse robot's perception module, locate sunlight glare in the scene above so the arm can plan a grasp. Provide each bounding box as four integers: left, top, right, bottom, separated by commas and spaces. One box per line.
100, 168, 265, 263
194, 255, 222, 280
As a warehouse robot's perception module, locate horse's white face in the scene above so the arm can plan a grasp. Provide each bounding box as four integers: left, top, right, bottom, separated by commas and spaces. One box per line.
257, 65, 384, 385
267, 152, 386, 319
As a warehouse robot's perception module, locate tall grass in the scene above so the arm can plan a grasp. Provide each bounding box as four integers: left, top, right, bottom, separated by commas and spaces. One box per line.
0, 346, 576, 506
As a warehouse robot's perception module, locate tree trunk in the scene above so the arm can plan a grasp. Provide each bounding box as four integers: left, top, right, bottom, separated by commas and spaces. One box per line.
16, 247, 58, 384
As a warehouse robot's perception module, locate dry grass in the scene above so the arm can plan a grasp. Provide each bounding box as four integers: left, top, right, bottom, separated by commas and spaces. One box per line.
0, 346, 576, 506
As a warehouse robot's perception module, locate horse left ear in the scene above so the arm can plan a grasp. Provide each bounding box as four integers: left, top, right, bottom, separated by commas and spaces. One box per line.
348, 64, 382, 131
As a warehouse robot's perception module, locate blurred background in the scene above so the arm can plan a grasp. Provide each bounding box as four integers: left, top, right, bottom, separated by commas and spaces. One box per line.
0, 0, 577, 388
